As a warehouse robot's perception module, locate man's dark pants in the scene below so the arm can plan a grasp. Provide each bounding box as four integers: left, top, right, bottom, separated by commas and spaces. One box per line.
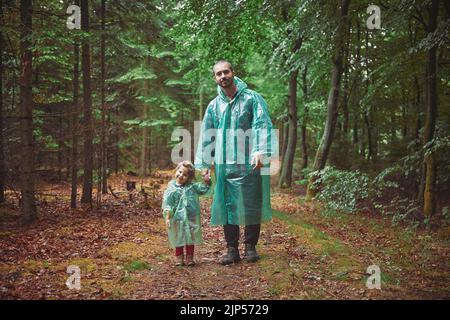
223, 224, 260, 248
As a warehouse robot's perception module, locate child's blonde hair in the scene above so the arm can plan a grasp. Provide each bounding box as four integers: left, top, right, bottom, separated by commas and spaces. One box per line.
174, 161, 196, 184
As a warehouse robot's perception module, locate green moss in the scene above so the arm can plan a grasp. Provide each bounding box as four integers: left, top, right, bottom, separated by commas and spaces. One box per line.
123, 260, 152, 272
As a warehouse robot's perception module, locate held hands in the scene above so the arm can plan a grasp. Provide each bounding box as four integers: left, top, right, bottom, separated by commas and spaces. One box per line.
251, 152, 264, 170
202, 169, 211, 184
165, 217, 171, 228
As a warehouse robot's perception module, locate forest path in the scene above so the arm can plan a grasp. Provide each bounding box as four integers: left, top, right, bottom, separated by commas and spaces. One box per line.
0, 172, 448, 299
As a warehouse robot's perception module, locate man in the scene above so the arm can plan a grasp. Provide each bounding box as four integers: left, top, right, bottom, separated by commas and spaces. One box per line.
195, 60, 277, 265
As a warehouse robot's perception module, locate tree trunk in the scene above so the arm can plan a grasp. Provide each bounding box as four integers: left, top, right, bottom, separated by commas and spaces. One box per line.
352, 20, 361, 155
100, 0, 108, 194
139, 80, 149, 177
300, 65, 308, 176
278, 69, 299, 188
364, 111, 373, 160
352, 115, 358, 146
279, 120, 288, 174
70, 32, 79, 208
278, 32, 303, 188
307, 0, 350, 199
364, 28, 373, 161
423, 0, 439, 218
0, 0, 5, 203
80, 0, 94, 205
58, 116, 63, 180
342, 20, 351, 138
19, 0, 36, 224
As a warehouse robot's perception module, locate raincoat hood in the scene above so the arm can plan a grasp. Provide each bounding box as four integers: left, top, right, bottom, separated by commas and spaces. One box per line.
217, 77, 247, 102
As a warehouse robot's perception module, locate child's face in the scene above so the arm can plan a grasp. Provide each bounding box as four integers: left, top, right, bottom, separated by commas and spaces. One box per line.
175, 166, 189, 185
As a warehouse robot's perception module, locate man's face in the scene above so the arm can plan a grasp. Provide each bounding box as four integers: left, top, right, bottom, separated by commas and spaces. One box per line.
213, 62, 235, 88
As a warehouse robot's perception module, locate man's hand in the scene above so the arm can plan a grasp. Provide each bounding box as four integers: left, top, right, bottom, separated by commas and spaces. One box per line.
203, 172, 211, 184
201, 169, 211, 183
251, 152, 264, 170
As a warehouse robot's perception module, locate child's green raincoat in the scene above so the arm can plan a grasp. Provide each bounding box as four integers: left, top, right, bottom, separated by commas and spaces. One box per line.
162, 180, 210, 248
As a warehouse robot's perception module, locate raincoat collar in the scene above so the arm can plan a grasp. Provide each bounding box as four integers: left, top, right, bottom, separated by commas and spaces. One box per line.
217, 77, 247, 103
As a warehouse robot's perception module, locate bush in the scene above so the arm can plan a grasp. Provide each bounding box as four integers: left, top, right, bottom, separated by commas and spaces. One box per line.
310, 167, 373, 214
309, 166, 424, 225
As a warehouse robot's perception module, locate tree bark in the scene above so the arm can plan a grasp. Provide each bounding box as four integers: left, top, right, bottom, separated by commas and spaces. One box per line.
423, 0, 439, 218
19, 0, 36, 223
300, 65, 308, 176
278, 32, 303, 188
307, 0, 350, 199
139, 80, 149, 177
278, 69, 299, 188
80, 0, 94, 205
70, 33, 79, 208
0, 0, 5, 203
100, 0, 108, 194
279, 120, 288, 173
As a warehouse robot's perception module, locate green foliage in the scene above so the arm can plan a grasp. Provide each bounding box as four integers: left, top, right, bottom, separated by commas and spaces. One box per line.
311, 167, 372, 214
375, 196, 420, 227
111, 65, 157, 83
311, 165, 430, 225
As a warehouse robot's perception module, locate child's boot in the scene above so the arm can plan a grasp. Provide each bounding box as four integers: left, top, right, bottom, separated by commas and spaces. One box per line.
186, 255, 195, 266
175, 255, 184, 266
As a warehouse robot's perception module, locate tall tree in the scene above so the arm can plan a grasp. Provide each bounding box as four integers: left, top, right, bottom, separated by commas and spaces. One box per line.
70, 0, 80, 208
307, 0, 350, 198
19, 0, 36, 223
0, 0, 5, 203
100, 0, 108, 194
278, 2, 303, 188
299, 64, 308, 176
80, 0, 93, 204
423, 0, 439, 218
139, 79, 149, 178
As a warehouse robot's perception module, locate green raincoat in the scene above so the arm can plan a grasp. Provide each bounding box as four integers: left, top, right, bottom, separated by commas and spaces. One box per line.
162, 180, 210, 248
195, 77, 277, 226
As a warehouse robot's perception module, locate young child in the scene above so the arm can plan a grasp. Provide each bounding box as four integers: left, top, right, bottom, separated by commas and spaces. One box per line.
162, 161, 211, 266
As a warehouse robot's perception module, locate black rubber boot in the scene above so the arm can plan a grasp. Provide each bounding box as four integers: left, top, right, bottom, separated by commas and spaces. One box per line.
220, 247, 241, 265
243, 244, 260, 262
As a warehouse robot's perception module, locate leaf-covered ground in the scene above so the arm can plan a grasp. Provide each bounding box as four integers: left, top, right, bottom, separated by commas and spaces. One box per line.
0, 172, 449, 300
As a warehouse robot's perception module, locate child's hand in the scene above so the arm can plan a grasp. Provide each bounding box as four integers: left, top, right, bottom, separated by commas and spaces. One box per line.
165, 217, 171, 228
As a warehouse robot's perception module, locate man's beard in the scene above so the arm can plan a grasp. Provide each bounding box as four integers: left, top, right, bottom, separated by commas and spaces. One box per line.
219, 77, 233, 88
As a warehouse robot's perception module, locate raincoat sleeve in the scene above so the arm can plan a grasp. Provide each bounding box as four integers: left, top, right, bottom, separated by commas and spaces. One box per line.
194, 103, 215, 170
192, 182, 211, 195
251, 93, 278, 162
161, 185, 176, 219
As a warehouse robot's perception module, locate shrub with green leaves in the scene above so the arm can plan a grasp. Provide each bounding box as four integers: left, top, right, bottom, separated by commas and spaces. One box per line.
310, 167, 372, 214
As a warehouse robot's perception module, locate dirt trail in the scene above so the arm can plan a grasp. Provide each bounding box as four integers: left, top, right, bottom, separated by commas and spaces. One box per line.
0, 173, 448, 299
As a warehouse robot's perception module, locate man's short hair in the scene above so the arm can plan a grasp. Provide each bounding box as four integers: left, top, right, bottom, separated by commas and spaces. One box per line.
212, 60, 233, 75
